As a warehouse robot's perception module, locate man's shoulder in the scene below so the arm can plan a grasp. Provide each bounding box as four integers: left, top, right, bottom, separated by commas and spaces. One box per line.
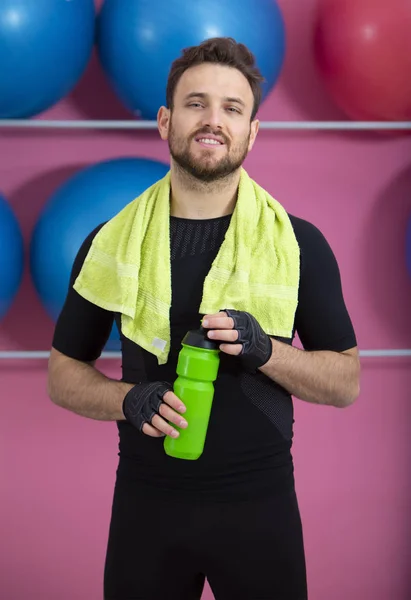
74, 222, 108, 266
81, 221, 108, 247
287, 214, 337, 275
287, 213, 326, 246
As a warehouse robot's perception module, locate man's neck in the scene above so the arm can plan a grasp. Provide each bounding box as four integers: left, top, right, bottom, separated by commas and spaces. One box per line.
169, 164, 240, 219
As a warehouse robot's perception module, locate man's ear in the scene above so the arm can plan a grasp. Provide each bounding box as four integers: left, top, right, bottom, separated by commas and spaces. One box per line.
248, 119, 260, 151
157, 106, 171, 140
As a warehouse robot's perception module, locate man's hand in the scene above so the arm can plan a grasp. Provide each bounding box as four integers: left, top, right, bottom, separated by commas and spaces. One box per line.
123, 382, 188, 439
202, 310, 273, 371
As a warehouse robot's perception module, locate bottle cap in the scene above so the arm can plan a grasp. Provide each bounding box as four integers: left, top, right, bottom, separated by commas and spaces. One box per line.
182, 326, 220, 350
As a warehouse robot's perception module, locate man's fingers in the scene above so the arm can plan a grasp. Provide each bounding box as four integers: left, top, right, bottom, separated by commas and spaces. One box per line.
139, 390, 189, 440
151, 414, 182, 439
163, 390, 187, 414
142, 422, 165, 438
207, 329, 239, 342
159, 403, 188, 429
202, 315, 235, 330
219, 343, 243, 356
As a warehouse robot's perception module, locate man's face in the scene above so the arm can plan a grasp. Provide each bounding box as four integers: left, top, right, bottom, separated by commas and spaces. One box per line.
158, 63, 259, 182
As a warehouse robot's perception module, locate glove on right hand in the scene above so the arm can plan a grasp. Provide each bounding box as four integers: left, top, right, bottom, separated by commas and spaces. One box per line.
122, 381, 173, 432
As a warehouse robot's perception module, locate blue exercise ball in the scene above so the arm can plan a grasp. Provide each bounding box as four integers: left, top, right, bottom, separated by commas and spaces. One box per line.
30, 158, 170, 351
97, 0, 286, 120
0, 0, 95, 118
0, 194, 24, 319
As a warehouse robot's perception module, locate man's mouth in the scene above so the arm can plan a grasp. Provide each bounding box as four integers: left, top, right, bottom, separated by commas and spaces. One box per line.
195, 135, 225, 147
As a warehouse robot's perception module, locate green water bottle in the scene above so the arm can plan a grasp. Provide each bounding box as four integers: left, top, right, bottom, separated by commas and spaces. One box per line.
164, 327, 220, 460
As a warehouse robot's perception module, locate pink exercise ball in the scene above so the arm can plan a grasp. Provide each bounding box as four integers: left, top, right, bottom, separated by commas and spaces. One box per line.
314, 0, 411, 121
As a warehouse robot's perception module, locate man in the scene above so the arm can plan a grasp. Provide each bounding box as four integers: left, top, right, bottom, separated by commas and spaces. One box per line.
48, 37, 360, 600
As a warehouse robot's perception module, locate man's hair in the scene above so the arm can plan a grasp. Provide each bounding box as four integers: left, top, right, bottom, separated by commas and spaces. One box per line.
166, 37, 265, 120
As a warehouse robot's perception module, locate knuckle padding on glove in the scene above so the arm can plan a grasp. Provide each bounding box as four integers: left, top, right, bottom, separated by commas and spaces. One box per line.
123, 381, 172, 431
223, 309, 272, 371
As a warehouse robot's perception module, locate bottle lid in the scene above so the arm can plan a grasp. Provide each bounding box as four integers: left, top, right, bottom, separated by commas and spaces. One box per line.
182, 326, 220, 350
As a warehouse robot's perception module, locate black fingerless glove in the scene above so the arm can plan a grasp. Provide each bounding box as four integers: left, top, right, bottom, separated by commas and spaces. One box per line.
122, 381, 173, 431
223, 309, 272, 372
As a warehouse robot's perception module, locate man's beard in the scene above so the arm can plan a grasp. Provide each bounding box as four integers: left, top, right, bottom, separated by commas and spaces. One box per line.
168, 124, 250, 183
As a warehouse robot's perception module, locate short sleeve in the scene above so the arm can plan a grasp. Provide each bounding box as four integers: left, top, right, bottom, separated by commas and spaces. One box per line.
51, 222, 115, 361
290, 215, 357, 352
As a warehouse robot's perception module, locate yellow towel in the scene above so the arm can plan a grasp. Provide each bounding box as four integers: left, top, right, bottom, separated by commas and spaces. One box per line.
73, 168, 300, 365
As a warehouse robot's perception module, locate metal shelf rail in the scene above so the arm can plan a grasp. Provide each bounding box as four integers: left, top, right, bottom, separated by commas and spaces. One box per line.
1, 119, 411, 131
0, 349, 409, 359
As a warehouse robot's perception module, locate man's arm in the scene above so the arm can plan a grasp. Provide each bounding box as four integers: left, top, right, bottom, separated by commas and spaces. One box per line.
49, 347, 187, 438
204, 314, 360, 408
48, 223, 131, 421
258, 216, 360, 407
258, 341, 360, 408
204, 215, 360, 409
47, 347, 130, 421
48, 224, 188, 439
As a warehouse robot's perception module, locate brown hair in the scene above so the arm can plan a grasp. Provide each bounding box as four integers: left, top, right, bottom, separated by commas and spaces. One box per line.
166, 37, 265, 120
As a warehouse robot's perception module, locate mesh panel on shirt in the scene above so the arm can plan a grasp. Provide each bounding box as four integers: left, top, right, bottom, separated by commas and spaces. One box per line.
170, 215, 231, 260
240, 372, 293, 441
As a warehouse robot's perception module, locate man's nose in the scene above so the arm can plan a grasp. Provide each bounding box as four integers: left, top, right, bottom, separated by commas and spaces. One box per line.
199, 106, 223, 131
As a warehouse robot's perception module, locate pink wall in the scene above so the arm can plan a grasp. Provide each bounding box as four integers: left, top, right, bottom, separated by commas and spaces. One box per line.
2, 1, 411, 599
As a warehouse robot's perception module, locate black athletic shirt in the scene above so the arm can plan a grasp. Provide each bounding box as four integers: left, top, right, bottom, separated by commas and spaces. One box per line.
52, 214, 357, 501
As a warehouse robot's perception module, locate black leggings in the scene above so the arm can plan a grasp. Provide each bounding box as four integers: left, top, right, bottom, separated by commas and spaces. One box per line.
104, 483, 308, 600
